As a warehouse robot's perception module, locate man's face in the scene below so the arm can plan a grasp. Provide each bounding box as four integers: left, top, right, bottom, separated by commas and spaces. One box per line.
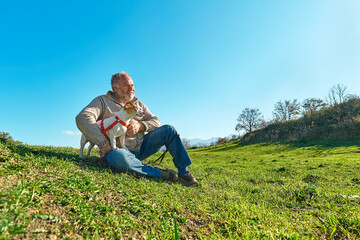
115, 77, 135, 102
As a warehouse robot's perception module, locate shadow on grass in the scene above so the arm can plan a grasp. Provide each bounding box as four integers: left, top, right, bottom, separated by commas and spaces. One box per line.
6, 143, 171, 184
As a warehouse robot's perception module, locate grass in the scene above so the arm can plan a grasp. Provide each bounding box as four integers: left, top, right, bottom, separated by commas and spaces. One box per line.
0, 139, 360, 239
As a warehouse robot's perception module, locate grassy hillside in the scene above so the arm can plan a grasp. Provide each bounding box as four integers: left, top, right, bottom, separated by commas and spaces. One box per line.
244, 98, 360, 143
1, 139, 360, 239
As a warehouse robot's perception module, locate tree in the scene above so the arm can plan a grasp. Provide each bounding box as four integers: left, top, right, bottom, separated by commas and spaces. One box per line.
230, 134, 238, 140
327, 84, 348, 106
181, 138, 191, 149
235, 108, 264, 133
0, 132, 13, 143
273, 99, 300, 122
0, 132, 22, 145
216, 137, 228, 145
302, 98, 327, 115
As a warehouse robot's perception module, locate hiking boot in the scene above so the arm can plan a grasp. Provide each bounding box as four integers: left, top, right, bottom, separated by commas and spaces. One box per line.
178, 172, 198, 187
154, 166, 178, 182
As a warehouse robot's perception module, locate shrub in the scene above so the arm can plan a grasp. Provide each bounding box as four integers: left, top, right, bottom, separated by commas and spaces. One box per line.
0, 132, 22, 145
242, 99, 360, 143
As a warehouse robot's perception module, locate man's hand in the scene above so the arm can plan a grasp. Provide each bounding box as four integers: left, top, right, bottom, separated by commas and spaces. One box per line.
99, 144, 112, 158
126, 122, 145, 136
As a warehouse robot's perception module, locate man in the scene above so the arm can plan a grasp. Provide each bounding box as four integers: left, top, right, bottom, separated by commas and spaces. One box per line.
75, 72, 198, 186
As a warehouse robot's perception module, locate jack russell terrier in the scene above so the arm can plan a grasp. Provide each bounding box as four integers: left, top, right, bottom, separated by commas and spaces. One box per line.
79, 98, 143, 158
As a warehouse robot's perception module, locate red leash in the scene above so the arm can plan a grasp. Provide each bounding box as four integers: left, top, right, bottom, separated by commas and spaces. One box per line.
100, 116, 127, 140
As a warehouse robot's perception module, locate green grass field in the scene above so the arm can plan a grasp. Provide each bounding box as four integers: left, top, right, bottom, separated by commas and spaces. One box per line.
1, 139, 360, 239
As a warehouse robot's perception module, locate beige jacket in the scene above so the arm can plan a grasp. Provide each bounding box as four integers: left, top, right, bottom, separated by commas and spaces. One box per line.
75, 91, 160, 152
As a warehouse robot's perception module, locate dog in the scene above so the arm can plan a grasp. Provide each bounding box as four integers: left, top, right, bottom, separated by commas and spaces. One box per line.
79, 98, 143, 158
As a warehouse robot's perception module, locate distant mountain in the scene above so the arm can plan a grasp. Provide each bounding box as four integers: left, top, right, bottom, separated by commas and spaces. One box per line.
158, 134, 238, 151
188, 134, 238, 147
189, 137, 219, 147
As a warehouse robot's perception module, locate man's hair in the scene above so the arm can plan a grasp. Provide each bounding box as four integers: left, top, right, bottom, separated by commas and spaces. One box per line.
111, 72, 131, 90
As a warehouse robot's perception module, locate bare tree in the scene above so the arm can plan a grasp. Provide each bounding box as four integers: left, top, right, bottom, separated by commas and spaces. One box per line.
235, 108, 264, 133
327, 84, 348, 106
181, 138, 191, 149
216, 137, 228, 145
302, 98, 327, 115
346, 93, 359, 101
273, 101, 286, 122
273, 99, 300, 122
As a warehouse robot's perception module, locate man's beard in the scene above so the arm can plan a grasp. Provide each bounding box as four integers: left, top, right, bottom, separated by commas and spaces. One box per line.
121, 90, 135, 102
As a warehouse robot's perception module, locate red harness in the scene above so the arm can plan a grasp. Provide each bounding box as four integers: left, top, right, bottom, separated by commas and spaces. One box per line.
100, 116, 127, 140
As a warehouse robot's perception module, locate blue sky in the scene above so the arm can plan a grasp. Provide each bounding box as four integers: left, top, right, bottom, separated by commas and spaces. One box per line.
1, 1, 360, 148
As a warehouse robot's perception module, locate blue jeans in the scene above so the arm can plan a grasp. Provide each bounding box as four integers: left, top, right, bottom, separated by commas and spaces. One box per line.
105, 125, 192, 178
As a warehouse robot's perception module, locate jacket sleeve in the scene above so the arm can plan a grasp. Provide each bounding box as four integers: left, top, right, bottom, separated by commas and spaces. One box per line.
138, 102, 161, 132
75, 97, 109, 148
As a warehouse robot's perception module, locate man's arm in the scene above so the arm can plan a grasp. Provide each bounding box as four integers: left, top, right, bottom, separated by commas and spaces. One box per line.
137, 102, 161, 132
126, 101, 160, 137
75, 97, 109, 149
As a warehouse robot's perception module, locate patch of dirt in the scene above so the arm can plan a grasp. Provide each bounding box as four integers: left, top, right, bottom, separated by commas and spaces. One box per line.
0, 174, 20, 188
180, 216, 211, 239
13, 193, 84, 240
341, 194, 360, 199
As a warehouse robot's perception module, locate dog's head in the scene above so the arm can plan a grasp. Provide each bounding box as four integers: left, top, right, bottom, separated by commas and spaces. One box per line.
124, 98, 143, 117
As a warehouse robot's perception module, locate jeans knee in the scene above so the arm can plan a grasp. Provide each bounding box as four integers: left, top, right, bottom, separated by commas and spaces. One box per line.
106, 149, 132, 171
162, 124, 177, 135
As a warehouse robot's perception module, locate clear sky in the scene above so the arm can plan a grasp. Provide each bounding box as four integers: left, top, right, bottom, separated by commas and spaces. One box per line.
1, 1, 360, 148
